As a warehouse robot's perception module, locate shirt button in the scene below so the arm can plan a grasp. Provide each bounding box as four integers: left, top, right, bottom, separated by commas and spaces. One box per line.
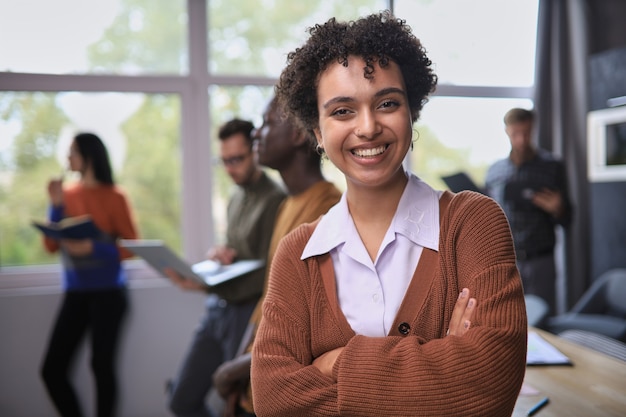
398, 322, 411, 335
372, 293, 380, 303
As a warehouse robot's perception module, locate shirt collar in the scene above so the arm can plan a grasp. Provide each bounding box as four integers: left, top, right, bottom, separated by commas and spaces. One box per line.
301, 172, 440, 260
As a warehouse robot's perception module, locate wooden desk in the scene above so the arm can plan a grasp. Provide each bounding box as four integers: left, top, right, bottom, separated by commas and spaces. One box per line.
512, 328, 626, 417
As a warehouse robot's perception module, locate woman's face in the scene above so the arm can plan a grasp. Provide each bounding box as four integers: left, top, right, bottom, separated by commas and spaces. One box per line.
67, 140, 85, 174
314, 56, 413, 190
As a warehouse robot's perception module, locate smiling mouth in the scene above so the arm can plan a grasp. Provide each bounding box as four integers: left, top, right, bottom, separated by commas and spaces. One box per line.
352, 145, 388, 158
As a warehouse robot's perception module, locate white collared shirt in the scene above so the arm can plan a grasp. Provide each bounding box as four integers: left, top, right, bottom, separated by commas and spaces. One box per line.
302, 173, 441, 337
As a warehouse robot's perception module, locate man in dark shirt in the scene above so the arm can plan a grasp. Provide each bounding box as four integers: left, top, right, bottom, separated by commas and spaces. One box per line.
166, 118, 286, 417
485, 108, 572, 315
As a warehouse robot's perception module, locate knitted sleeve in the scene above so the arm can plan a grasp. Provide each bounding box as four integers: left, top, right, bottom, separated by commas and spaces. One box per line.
252, 226, 342, 416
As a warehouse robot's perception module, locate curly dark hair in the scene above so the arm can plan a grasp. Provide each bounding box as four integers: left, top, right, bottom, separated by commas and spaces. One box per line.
275, 10, 437, 132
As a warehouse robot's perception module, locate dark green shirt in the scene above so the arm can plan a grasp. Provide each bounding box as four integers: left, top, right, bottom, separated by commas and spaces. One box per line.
213, 171, 286, 302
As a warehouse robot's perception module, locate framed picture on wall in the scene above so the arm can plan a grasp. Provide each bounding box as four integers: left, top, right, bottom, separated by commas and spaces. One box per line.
588, 105, 626, 182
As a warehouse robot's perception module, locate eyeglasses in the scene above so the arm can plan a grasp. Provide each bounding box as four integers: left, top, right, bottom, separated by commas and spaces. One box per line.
221, 152, 250, 167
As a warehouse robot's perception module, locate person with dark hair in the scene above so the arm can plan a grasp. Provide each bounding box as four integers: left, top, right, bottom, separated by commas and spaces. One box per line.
486, 107, 572, 316
40, 132, 139, 417
210, 96, 342, 417
251, 11, 527, 417
166, 118, 286, 417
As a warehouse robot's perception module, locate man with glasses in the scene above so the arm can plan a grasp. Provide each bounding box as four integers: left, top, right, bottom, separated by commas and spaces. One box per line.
166, 118, 286, 417
211, 97, 343, 417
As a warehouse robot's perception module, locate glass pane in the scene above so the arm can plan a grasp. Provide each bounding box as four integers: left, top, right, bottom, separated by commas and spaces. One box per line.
208, 0, 388, 77
0, 0, 187, 75
395, 0, 539, 87
410, 97, 533, 191
0, 92, 182, 266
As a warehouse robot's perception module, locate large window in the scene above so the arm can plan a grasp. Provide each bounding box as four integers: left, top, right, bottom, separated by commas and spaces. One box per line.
0, 0, 188, 75
0, 0, 537, 287
397, 0, 539, 189
396, 0, 538, 87
208, 1, 387, 78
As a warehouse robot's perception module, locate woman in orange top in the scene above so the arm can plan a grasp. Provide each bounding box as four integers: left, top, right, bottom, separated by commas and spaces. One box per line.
40, 132, 139, 417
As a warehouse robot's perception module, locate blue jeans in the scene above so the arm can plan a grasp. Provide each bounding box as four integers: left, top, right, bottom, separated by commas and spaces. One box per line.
167, 294, 257, 417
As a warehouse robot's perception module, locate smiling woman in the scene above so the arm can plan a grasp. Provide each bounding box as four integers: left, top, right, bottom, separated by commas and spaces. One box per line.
251, 11, 528, 417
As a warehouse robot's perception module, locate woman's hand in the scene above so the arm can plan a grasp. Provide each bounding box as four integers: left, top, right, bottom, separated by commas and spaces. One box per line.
312, 288, 476, 381
447, 288, 476, 337
47, 177, 64, 207
312, 346, 344, 380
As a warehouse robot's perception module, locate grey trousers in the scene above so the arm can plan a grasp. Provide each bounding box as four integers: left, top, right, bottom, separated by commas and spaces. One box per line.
167, 294, 257, 417
517, 253, 556, 316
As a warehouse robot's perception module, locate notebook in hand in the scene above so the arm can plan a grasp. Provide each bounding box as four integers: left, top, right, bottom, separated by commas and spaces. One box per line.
32, 215, 101, 240
441, 172, 483, 194
119, 239, 264, 288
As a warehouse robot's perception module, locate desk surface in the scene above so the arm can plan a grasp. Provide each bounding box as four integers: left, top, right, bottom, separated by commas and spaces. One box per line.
513, 328, 626, 417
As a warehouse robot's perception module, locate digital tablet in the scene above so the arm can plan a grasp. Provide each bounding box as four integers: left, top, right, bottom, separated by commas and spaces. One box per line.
119, 239, 264, 288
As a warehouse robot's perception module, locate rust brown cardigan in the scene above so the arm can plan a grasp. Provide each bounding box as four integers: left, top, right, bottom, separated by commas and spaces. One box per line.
252, 191, 527, 417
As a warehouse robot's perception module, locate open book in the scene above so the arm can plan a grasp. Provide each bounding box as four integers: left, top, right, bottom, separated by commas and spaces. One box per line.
32, 215, 101, 240
119, 239, 264, 288
527, 331, 573, 366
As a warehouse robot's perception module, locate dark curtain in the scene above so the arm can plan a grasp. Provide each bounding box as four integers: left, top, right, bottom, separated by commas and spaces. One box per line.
534, 0, 626, 312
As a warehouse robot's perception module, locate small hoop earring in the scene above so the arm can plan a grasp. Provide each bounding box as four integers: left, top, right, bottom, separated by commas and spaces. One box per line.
316, 144, 324, 156
411, 128, 420, 151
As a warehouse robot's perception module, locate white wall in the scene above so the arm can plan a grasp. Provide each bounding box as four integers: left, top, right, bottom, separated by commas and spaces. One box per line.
0, 277, 206, 417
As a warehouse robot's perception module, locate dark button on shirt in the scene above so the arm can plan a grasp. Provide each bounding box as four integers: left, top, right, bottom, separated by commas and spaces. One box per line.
398, 322, 411, 335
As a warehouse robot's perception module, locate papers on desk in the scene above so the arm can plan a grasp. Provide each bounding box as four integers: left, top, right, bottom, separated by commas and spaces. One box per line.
527, 331, 573, 366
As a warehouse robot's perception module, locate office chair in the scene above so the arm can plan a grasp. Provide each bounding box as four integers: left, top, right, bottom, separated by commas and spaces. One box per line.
547, 268, 626, 342
559, 329, 626, 362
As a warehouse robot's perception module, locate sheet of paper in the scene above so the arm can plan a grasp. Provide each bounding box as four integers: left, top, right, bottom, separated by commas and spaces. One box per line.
527, 331, 573, 366
519, 382, 541, 396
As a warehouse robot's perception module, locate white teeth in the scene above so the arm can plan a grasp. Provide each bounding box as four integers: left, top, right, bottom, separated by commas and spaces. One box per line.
353, 145, 386, 157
